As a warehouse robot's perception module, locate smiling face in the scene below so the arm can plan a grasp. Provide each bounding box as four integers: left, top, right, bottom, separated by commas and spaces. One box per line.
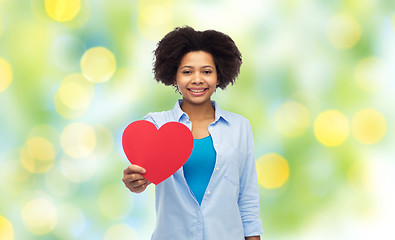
174, 51, 219, 106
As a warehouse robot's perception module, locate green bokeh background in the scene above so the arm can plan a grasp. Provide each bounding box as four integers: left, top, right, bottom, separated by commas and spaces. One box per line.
1, 0, 395, 239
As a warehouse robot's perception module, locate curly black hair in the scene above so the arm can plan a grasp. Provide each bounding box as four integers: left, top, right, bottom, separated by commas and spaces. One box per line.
153, 26, 242, 90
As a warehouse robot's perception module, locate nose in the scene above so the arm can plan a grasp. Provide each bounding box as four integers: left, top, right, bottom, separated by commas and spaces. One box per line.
191, 72, 204, 84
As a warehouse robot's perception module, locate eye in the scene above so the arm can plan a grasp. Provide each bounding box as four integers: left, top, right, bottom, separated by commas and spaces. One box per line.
203, 70, 212, 74
182, 70, 192, 74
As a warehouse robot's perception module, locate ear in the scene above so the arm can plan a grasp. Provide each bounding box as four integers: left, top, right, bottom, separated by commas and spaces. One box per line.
173, 79, 177, 86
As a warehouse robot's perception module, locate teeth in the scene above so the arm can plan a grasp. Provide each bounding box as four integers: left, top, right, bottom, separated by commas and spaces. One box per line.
190, 89, 205, 93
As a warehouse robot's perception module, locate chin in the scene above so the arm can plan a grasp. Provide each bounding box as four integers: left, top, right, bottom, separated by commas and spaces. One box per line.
182, 97, 211, 105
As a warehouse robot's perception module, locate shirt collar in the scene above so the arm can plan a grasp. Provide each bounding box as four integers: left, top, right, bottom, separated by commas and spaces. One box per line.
173, 99, 188, 122
173, 99, 229, 123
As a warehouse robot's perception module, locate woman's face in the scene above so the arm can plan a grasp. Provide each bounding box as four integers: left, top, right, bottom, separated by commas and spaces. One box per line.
174, 51, 219, 106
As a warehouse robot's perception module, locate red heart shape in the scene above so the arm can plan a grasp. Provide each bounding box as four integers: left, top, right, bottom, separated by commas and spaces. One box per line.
122, 120, 194, 185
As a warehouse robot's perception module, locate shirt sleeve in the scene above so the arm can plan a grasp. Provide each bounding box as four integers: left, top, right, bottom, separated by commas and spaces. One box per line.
238, 121, 264, 237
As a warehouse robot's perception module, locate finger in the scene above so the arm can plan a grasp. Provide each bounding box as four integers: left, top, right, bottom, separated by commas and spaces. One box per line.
124, 164, 146, 174
132, 184, 148, 193
128, 180, 150, 193
132, 179, 149, 189
122, 173, 145, 183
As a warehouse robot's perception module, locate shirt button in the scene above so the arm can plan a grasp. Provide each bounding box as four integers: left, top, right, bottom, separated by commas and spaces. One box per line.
207, 191, 211, 195
215, 167, 219, 171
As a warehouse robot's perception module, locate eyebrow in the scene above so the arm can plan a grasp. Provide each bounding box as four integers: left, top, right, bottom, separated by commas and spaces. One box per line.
179, 65, 215, 70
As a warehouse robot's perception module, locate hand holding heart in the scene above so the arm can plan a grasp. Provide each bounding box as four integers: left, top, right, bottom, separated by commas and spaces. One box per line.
122, 164, 151, 193
122, 120, 194, 185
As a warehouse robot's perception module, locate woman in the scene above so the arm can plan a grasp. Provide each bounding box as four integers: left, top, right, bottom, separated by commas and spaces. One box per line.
122, 26, 263, 239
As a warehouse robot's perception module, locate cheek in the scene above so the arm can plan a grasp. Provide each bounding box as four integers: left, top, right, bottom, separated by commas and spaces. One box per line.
174, 72, 184, 85
176, 81, 186, 88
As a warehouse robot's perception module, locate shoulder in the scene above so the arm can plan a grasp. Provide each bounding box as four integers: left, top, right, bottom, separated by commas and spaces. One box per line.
143, 109, 175, 128
221, 108, 252, 129
144, 110, 173, 120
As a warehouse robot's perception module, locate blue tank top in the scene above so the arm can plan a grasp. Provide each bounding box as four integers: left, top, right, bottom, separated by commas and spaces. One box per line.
183, 135, 216, 205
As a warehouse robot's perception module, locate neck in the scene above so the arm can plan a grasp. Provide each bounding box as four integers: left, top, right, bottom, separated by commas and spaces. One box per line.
180, 99, 215, 121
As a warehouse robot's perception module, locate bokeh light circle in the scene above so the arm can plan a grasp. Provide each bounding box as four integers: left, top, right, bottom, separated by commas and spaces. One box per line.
0, 148, 32, 195
104, 224, 138, 240
54, 93, 86, 119
137, 1, 173, 41
326, 14, 361, 49
80, 47, 116, 83
0, 216, 14, 240
45, 167, 73, 197
352, 108, 386, 144
98, 184, 133, 220
354, 57, 389, 92
54, 73, 94, 120
91, 125, 114, 159
27, 124, 60, 152
20, 137, 56, 174
57, 73, 94, 110
274, 101, 310, 138
348, 160, 373, 193
256, 153, 290, 189
314, 110, 349, 147
53, 204, 86, 239
45, 0, 81, 22
22, 198, 57, 235
60, 155, 97, 183
0, 57, 12, 92
60, 122, 96, 158
27, 137, 56, 161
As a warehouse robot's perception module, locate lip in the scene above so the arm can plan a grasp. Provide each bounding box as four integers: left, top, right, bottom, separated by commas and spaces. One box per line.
187, 88, 208, 96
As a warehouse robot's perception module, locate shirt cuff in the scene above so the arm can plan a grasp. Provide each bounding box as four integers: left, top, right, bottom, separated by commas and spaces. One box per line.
244, 219, 264, 237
